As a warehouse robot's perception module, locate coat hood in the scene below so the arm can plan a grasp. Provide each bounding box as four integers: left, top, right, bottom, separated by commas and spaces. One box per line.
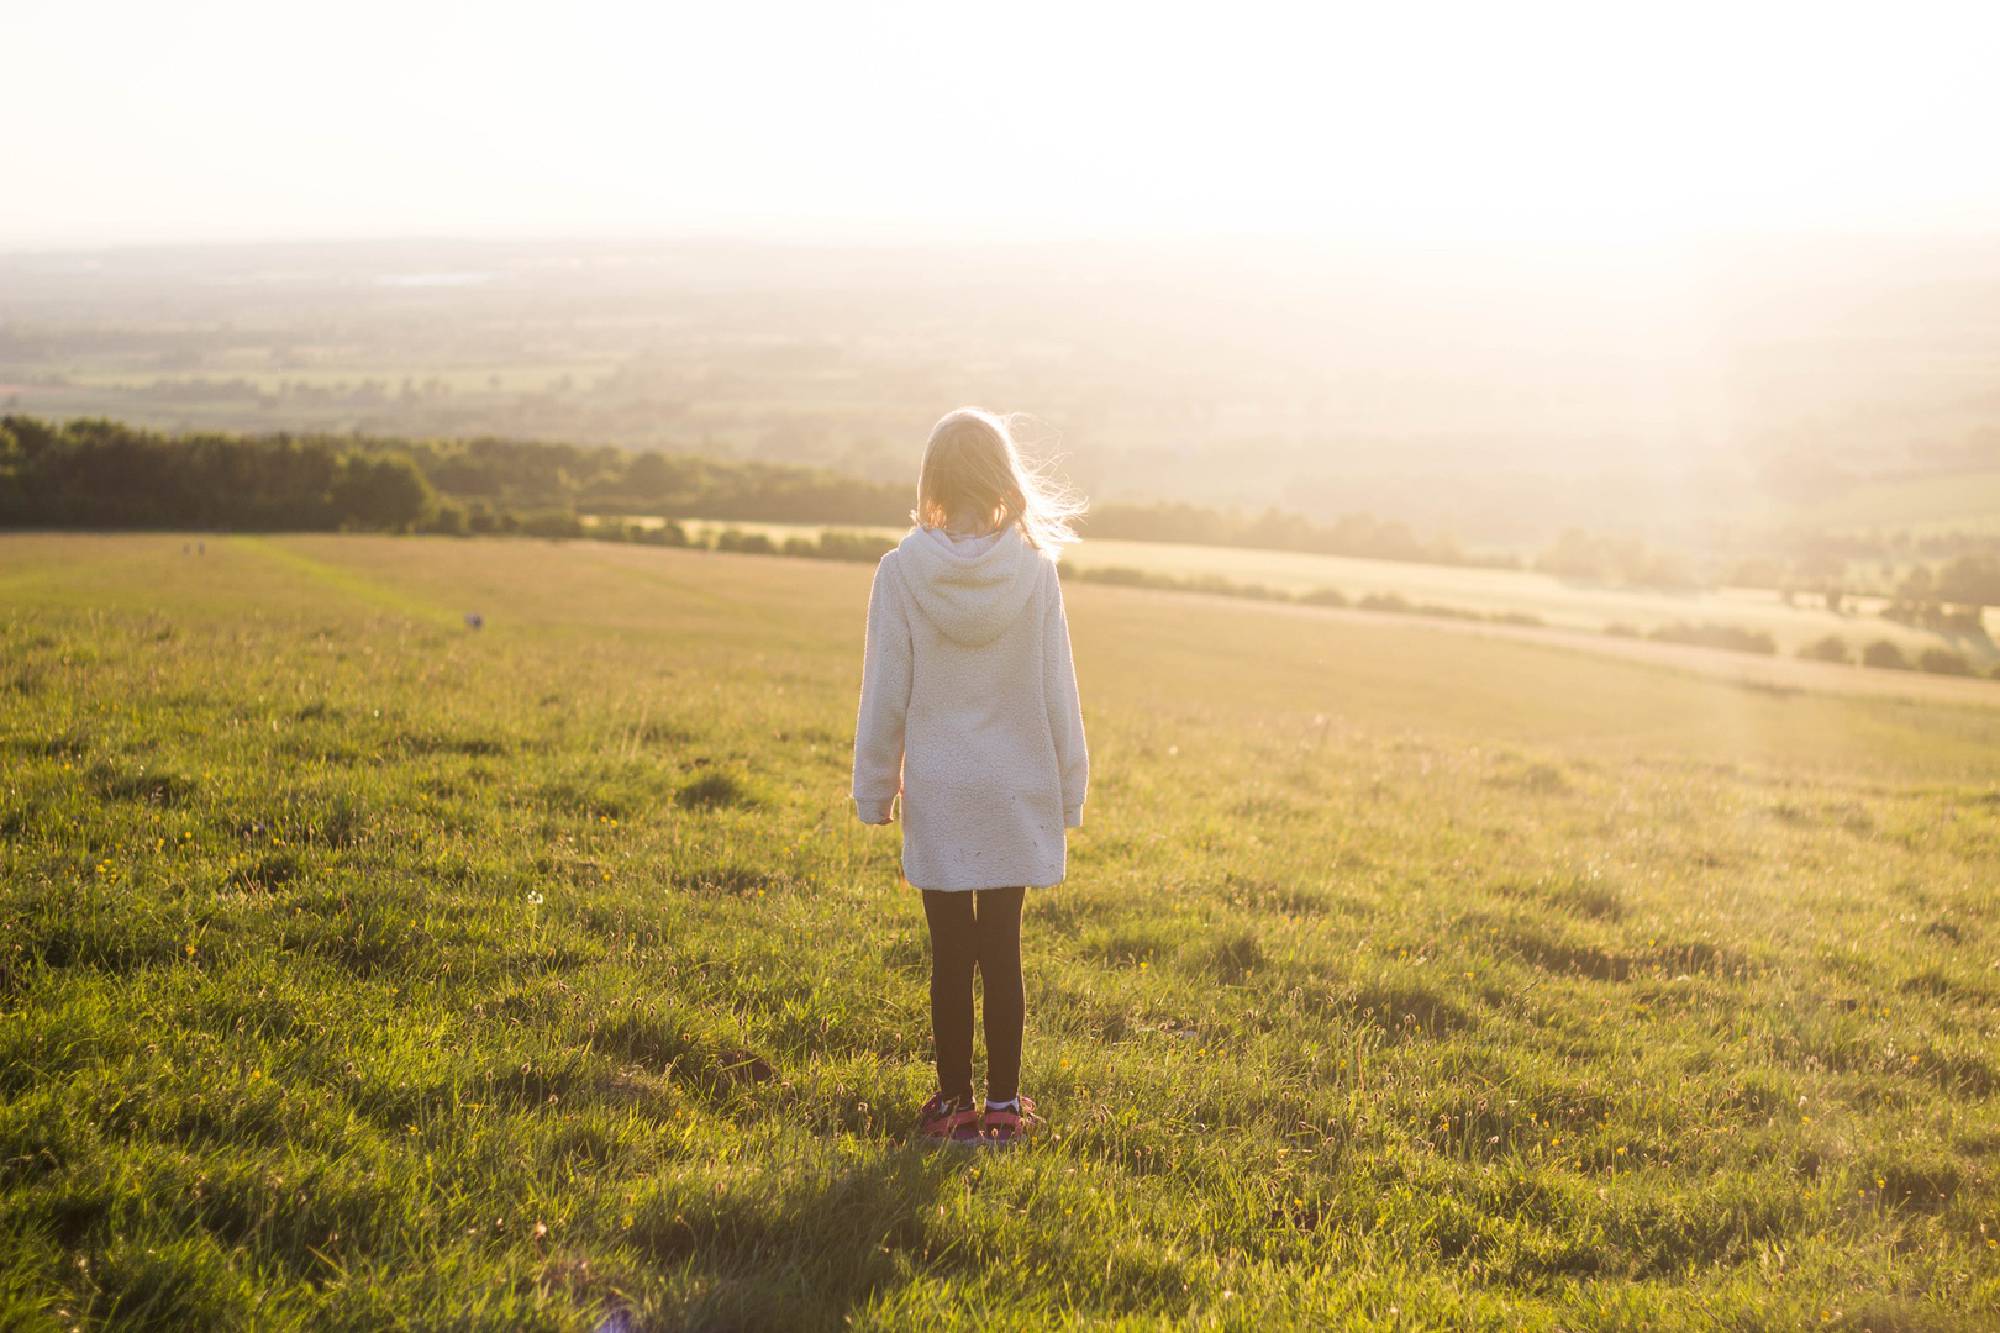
892, 525, 1047, 647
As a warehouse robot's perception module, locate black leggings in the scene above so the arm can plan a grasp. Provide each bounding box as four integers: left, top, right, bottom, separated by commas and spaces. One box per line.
921, 887, 1025, 1105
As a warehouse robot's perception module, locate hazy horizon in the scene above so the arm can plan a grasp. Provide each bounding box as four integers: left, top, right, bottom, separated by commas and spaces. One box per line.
8, 228, 2000, 557
10, 1, 2000, 554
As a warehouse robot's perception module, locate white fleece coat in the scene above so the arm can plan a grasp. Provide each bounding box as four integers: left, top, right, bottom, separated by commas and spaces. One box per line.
851, 525, 1089, 890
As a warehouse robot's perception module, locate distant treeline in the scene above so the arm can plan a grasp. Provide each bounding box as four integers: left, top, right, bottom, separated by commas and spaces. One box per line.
0, 415, 1501, 569
0, 416, 433, 531
0, 416, 911, 534
1536, 529, 1702, 591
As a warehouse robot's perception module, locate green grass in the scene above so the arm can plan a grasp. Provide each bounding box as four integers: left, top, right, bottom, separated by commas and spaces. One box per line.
2, 533, 1997, 1330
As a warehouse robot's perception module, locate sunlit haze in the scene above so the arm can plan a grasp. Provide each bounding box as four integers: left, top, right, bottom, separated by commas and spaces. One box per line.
8, 0, 2000, 561
8, 0, 2000, 249
7, 8, 2000, 1318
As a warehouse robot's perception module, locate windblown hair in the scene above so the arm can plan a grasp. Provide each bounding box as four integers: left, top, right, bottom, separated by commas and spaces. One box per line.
913, 408, 1086, 555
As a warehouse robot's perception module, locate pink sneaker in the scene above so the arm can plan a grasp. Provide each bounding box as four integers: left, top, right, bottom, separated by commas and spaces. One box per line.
977, 1095, 1043, 1148
917, 1092, 982, 1145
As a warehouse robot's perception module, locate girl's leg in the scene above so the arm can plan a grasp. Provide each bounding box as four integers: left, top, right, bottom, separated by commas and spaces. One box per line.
920, 890, 977, 1104
972, 886, 1026, 1104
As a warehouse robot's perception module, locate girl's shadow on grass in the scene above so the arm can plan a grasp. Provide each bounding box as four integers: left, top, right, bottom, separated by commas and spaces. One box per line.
627, 1138, 978, 1330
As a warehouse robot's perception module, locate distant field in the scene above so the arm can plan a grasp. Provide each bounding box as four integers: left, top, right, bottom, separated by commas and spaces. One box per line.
648, 518, 1997, 667
45, 361, 618, 395
2, 534, 1996, 1329
1809, 471, 2000, 537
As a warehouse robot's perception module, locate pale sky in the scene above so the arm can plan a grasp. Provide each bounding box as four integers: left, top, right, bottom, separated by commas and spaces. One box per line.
7, 0, 2000, 250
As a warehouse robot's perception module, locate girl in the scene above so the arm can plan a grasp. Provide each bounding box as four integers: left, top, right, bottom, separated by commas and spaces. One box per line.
852, 407, 1089, 1147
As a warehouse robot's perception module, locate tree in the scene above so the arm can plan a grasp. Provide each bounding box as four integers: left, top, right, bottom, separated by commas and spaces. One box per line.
1862, 640, 1910, 670
1538, 529, 1606, 581
1918, 648, 1973, 677
625, 450, 675, 498
331, 454, 433, 531
1936, 554, 2000, 614
0, 423, 20, 522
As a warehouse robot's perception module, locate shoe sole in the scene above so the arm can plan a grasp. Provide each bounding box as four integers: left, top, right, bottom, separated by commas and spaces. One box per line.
916, 1130, 985, 1148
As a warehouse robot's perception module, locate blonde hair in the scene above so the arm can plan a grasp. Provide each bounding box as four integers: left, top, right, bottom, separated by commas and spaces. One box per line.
913, 408, 1086, 555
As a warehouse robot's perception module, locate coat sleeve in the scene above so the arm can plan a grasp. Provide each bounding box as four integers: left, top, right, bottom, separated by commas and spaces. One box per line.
851, 555, 913, 823
1043, 566, 1089, 828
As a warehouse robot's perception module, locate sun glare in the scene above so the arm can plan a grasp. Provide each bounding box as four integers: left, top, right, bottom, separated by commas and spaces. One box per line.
5, 0, 1998, 247
8, 3, 2000, 1327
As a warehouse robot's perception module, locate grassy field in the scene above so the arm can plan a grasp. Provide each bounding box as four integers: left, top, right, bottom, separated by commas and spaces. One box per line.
1807, 472, 2000, 539
2, 533, 1998, 1330
646, 518, 1994, 667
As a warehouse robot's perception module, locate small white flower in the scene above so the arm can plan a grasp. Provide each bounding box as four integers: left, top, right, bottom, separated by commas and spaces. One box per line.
525, 891, 544, 906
